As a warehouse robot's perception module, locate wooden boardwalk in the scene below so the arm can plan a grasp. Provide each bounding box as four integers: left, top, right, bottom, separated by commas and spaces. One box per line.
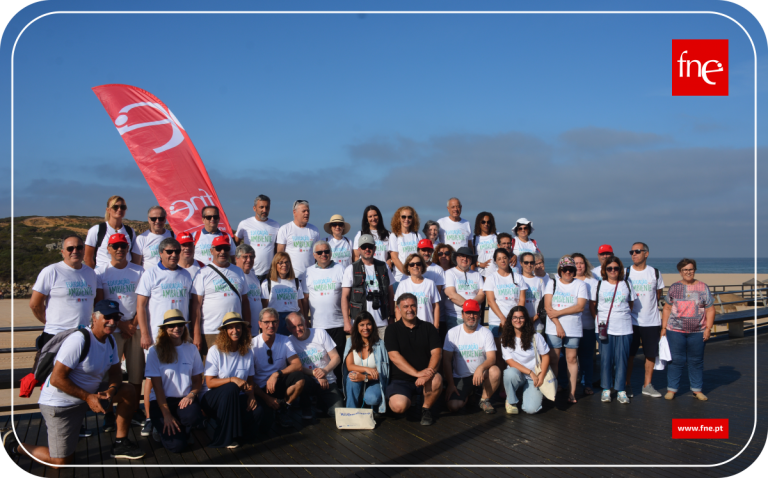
3, 330, 766, 478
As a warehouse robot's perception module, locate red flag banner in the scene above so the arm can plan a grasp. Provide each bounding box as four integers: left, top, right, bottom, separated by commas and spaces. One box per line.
92, 84, 232, 237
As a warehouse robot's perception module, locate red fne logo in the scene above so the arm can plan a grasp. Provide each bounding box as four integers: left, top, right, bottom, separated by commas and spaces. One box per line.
672, 40, 728, 96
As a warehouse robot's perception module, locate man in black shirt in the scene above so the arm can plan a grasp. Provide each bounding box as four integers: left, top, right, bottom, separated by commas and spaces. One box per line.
384, 293, 443, 425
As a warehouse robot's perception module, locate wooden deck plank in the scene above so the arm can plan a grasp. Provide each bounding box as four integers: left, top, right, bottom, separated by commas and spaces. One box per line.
13, 412, 34, 474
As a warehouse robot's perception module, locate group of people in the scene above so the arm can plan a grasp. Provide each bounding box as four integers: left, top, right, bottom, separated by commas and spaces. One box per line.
2, 194, 716, 468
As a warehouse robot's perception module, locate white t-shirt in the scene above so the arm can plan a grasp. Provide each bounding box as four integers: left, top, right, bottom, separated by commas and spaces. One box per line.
276, 222, 320, 278
591, 280, 637, 336
544, 278, 589, 337
38, 328, 119, 407
394, 277, 441, 325
204, 345, 255, 394
181, 261, 203, 279
580, 277, 599, 330
483, 271, 528, 326
261, 277, 305, 313
289, 329, 338, 385
251, 334, 297, 388
591, 265, 603, 281
437, 217, 473, 250
444, 268, 483, 318
325, 237, 353, 270
388, 232, 424, 282
134, 229, 173, 270
424, 263, 446, 287
243, 271, 264, 325
135, 263, 193, 341
443, 325, 496, 378
512, 237, 540, 258
627, 266, 665, 327
33, 261, 97, 335
192, 264, 248, 334
521, 275, 546, 321
85, 223, 139, 268
193, 229, 236, 266
236, 217, 280, 276
145, 342, 204, 401
95, 262, 144, 320
501, 333, 550, 372
341, 263, 395, 327
353, 230, 390, 263
302, 263, 345, 329
474, 234, 498, 278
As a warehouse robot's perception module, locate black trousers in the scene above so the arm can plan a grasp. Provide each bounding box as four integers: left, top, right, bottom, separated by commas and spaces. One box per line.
200, 382, 267, 448
149, 396, 204, 453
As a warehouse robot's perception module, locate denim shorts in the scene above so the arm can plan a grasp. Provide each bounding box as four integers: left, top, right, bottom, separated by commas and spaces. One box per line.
488, 325, 501, 338
545, 333, 580, 349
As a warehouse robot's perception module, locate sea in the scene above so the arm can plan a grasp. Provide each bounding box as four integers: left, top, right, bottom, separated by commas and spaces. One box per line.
545, 258, 768, 275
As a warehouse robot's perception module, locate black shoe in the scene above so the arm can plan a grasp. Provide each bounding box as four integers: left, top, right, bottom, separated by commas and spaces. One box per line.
103, 413, 117, 433
131, 410, 146, 427
420, 408, 433, 426
2, 430, 19, 459
79, 425, 93, 438
110, 438, 145, 459
277, 410, 293, 428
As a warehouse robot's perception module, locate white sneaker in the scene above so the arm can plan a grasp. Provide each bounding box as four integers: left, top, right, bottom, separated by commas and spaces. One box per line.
505, 402, 519, 414
642, 384, 662, 398
617, 391, 630, 404
601, 390, 611, 402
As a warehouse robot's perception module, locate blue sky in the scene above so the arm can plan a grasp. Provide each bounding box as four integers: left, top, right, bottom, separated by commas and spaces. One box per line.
1, 0, 766, 259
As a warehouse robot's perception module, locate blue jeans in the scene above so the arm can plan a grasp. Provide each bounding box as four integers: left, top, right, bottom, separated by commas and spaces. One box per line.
578, 331, 596, 387
666, 330, 706, 393
600, 334, 632, 392
345, 376, 382, 409
277, 311, 292, 336
502, 368, 543, 414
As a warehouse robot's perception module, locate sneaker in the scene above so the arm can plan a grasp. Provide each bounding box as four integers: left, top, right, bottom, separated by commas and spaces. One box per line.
479, 399, 495, 414
505, 402, 519, 415
103, 413, 117, 433
617, 391, 630, 404
601, 390, 611, 402
152, 429, 161, 443
226, 441, 239, 449
693, 392, 708, 401
420, 408, 433, 426
2, 430, 19, 459
110, 438, 145, 459
79, 425, 93, 438
187, 433, 195, 446
131, 410, 146, 427
301, 404, 313, 420
642, 384, 662, 398
141, 419, 152, 437
665, 391, 675, 400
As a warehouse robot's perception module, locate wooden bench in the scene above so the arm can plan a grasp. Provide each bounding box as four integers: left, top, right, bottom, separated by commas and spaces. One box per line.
713, 307, 768, 338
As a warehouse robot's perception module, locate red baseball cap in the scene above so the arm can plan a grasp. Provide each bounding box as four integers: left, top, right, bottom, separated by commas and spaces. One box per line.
211, 235, 231, 247
108, 233, 128, 244
417, 239, 434, 250
598, 244, 614, 254
462, 299, 481, 313
177, 232, 194, 245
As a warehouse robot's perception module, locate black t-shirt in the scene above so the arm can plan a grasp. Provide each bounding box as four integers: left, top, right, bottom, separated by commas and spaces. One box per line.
384, 319, 441, 383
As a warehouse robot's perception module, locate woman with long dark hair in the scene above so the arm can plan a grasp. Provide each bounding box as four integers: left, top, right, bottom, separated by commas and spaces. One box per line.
342, 312, 390, 413
353, 205, 391, 263
500, 306, 551, 414
473, 212, 497, 279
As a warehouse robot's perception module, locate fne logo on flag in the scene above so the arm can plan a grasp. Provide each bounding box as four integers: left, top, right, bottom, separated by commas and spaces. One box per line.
672, 40, 728, 96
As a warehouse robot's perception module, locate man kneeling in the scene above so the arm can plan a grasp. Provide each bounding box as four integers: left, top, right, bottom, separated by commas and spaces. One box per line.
443, 299, 501, 414
384, 293, 442, 426
286, 313, 344, 420
4, 300, 144, 467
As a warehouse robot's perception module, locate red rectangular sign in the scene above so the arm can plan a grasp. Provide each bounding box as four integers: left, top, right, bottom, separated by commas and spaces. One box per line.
672, 419, 729, 439
672, 39, 729, 96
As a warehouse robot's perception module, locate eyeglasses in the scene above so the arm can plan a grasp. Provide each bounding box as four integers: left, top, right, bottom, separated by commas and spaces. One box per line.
110, 243, 128, 250
681, 268, 695, 274
437, 251, 451, 257
315, 249, 331, 256
400, 215, 413, 220
266, 348, 274, 365
164, 249, 181, 255
149, 217, 166, 222
111, 204, 127, 211
65, 245, 84, 252
203, 215, 220, 221
330, 223, 344, 228
629, 249, 646, 255
360, 244, 375, 251
418, 248, 434, 253
522, 261, 535, 265
408, 262, 423, 268
561, 267, 576, 274
511, 315, 526, 321
214, 245, 231, 252
606, 266, 621, 272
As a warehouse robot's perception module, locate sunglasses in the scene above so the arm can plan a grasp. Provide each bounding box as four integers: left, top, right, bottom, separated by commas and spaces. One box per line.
522, 261, 535, 265
599, 252, 614, 256
408, 262, 423, 268
65, 245, 85, 252
149, 217, 166, 222
330, 223, 344, 228
606, 266, 621, 272
102, 314, 121, 322
561, 267, 576, 274
214, 245, 231, 252
266, 348, 274, 364
315, 249, 331, 256
437, 251, 451, 257
164, 249, 181, 255
481, 220, 491, 224
204, 215, 220, 220
629, 249, 646, 255
111, 204, 127, 211
110, 243, 128, 250
360, 244, 375, 251
400, 215, 413, 220
166, 324, 186, 330
517, 226, 530, 231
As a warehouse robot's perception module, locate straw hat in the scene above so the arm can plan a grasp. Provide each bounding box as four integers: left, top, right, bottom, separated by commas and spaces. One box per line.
323, 214, 351, 235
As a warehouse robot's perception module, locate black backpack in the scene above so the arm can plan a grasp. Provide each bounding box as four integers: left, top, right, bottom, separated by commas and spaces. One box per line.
536, 276, 555, 320
95, 222, 135, 250
34, 328, 115, 383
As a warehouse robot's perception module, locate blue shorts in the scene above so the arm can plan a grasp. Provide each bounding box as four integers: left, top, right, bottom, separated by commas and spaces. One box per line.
488, 325, 501, 338
545, 333, 580, 349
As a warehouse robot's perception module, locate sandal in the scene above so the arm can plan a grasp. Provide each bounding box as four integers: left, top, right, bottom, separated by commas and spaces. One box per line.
567, 395, 578, 404
583, 387, 594, 396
